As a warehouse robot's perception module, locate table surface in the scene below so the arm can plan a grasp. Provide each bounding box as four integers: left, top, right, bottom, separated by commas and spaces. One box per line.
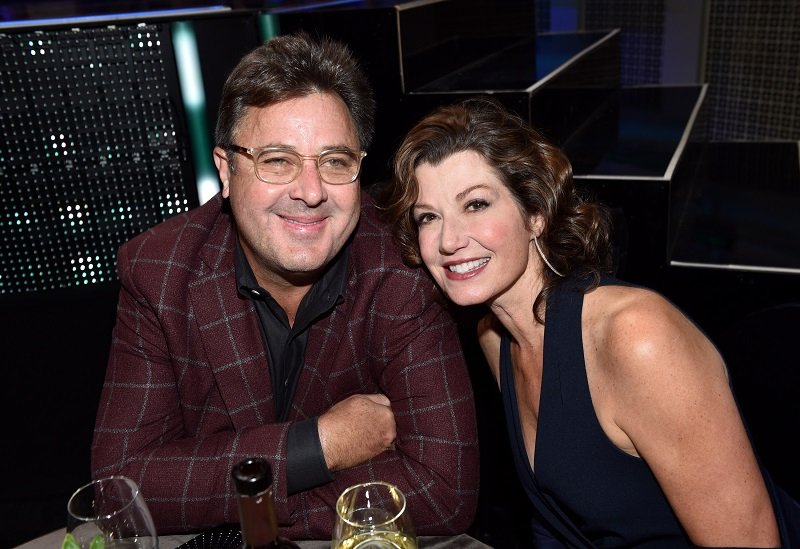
16, 528, 493, 548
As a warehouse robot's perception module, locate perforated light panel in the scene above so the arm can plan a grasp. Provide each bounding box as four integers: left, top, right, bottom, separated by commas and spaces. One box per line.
705, 0, 800, 140
0, 23, 196, 295
584, 0, 665, 85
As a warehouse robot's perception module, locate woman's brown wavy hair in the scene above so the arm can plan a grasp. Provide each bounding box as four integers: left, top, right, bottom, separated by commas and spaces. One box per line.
382, 96, 614, 322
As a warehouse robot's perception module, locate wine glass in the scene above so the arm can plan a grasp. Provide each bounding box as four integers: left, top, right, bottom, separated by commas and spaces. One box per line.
332, 481, 416, 549
66, 475, 158, 548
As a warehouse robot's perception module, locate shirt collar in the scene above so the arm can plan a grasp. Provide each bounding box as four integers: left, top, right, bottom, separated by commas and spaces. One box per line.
234, 233, 349, 324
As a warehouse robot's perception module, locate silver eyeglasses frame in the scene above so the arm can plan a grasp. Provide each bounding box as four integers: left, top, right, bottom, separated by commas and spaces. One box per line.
226, 144, 367, 185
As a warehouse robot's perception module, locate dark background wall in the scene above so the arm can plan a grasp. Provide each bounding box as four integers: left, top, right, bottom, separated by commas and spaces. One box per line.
543, 0, 800, 140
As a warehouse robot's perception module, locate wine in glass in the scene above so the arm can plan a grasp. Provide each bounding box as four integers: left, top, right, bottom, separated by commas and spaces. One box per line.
66, 475, 158, 549
332, 481, 416, 549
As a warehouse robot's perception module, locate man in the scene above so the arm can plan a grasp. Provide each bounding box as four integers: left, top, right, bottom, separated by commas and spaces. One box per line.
91, 33, 479, 539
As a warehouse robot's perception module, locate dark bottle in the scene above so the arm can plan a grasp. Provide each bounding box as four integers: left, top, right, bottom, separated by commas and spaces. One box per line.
232, 457, 300, 549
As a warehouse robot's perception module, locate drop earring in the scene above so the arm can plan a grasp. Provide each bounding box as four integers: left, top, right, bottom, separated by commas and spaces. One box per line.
534, 235, 564, 277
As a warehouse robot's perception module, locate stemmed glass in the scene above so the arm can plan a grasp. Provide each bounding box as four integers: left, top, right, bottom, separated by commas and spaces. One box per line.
332, 481, 416, 549
65, 475, 158, 548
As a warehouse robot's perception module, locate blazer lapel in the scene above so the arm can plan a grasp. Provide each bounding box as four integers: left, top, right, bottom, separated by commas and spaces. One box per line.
189, 201, 276, 426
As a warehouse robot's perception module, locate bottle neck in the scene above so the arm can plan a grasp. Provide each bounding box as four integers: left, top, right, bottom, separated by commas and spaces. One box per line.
237, 488, 279, 549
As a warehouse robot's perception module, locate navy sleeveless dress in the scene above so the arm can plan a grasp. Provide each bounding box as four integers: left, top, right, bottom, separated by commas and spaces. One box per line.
500, 276, 692, 547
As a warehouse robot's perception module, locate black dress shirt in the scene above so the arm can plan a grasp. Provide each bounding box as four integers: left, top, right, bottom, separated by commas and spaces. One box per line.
234, 237, 347, 494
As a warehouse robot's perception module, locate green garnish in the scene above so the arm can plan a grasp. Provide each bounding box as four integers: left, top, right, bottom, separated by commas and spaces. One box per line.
89, 534, 105, 549
62, 532, 105, 549
62, 533, 80, 549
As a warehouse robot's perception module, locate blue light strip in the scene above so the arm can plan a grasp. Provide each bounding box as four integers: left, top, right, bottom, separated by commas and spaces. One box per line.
258, 14, 281, 42
0, 5, 230, 30
172, 21, 220, 205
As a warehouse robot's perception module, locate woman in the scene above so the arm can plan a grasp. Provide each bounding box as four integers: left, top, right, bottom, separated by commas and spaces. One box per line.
383, 97, 781, 547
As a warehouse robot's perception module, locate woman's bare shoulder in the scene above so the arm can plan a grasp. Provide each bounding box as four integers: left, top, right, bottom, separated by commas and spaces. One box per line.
584, 286, 775, 547
585, 283, 726, 410
586, 284, 694, 352
586, 283, 725, 388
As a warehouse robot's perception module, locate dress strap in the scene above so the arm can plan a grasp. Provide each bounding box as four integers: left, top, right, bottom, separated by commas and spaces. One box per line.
500, 328, 595, 548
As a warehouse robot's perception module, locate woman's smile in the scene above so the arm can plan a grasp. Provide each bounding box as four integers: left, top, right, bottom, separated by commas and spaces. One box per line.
444, 257, 490, 277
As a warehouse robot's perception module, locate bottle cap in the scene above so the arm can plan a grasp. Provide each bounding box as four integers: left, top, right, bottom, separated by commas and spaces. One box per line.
232, 457, 273, 496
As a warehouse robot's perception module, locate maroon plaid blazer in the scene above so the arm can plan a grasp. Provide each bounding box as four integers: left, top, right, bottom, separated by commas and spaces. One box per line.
91, 192, 479, 539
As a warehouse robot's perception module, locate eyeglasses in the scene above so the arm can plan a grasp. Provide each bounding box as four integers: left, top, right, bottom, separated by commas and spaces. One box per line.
227, 145, 366, 185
